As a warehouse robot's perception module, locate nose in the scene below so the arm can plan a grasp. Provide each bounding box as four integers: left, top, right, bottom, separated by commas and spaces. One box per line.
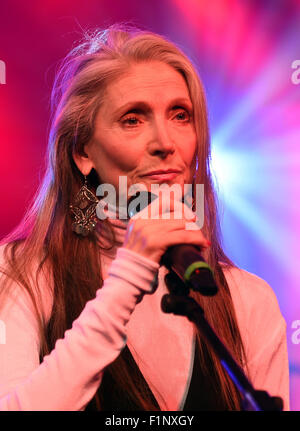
148, 119, 175, 158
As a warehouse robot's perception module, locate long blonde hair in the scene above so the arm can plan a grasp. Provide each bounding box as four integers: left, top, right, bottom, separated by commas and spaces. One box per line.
0, 24, 247, 410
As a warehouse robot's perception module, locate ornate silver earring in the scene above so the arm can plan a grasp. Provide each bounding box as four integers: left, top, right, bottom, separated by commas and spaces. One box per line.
69, 175, 99, 236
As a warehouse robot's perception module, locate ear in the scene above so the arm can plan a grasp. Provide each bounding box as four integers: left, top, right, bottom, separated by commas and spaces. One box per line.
72, 148, 94, 176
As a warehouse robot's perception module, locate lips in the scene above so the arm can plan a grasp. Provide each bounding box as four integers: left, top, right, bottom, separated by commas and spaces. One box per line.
141, 169, 182, 182
142, 169, 182, 176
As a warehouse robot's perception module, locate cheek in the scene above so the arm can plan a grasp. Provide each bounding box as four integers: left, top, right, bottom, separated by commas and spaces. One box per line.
91, 137, 139, 172
180, 133, 197, 164
110, 147, 140, 171
180, 135, 197, 182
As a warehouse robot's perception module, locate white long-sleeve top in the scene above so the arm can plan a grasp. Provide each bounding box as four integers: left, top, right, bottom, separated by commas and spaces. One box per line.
0, 217, 290, 410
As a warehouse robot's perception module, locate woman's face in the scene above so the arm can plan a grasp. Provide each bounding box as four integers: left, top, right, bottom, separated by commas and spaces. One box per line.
76, 61, 197, 202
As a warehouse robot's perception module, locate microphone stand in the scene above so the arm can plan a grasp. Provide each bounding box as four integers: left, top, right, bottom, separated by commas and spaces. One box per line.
160, 272, 283, 411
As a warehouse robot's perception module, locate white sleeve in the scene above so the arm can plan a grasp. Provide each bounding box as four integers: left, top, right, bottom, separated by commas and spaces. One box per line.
0, 247, 159, 411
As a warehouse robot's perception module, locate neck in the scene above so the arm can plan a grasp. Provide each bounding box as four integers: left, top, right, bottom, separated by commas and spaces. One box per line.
95, 202, 129, 259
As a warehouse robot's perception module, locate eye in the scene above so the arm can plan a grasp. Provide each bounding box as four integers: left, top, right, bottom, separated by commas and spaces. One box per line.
120, 110, 144, 128
175, 111, 189, 121
172, 107, 192, 123
122, 116, 140, 126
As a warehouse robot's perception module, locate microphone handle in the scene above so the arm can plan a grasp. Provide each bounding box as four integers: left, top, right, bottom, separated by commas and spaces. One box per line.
161, 245, 218, 296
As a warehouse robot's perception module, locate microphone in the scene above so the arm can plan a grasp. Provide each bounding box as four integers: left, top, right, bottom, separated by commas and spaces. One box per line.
127, 191, 218, 296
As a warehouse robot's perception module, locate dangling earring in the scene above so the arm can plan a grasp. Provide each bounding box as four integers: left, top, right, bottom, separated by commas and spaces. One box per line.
69, 175, 99, 237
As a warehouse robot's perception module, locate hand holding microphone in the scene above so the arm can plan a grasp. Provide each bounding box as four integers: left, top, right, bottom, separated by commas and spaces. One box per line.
124, 191, 218, 296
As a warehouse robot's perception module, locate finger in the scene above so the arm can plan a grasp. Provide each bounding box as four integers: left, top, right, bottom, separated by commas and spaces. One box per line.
124, 217, 210, 264
131, 201, 197, 223
157, 225, 210, 249
125, 219, 210, 255
128, 217, 208, 243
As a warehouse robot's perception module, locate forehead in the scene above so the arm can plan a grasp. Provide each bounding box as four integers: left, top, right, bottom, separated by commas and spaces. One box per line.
103, 62, 192, 108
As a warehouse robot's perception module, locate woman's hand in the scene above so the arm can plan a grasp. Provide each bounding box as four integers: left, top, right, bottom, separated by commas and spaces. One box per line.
123, 192, 210, 264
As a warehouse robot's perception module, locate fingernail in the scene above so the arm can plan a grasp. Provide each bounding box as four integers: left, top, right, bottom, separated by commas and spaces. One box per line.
206, 240, 211, 246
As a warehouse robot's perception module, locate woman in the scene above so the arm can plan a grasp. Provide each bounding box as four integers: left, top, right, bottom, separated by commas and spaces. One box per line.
0, 24, 289, 411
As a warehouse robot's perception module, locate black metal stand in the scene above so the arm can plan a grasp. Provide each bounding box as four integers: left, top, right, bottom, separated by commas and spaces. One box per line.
160, 273, 283, 411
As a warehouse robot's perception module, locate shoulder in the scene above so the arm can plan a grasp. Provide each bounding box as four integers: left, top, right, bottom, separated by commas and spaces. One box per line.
221, 265, 286, 355
222, 264, 283, 318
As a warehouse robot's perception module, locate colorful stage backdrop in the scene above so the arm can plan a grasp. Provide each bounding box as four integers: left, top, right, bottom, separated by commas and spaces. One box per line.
0, 0, 299, 410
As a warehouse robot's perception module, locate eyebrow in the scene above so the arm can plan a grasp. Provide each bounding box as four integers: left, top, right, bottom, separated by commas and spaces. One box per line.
112, 98, 193, 117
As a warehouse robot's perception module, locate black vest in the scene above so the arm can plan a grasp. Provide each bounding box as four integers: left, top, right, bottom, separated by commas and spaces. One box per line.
85, 335, 232, 411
